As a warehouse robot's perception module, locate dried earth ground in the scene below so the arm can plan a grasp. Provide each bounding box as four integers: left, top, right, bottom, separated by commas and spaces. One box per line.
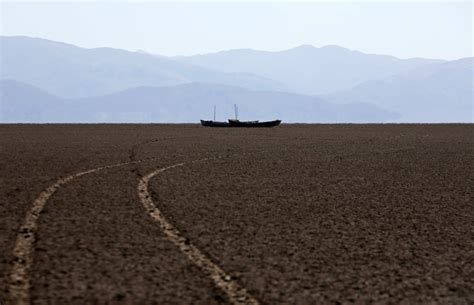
0, 124, 473, 304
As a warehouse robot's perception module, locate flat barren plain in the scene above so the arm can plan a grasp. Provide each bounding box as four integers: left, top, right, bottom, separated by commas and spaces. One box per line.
1, 124, 473, 304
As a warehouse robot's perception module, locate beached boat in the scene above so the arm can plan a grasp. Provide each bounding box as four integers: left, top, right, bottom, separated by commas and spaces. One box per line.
200, 106, 230, 127
228, 119, 281, 127
200, 120, 230, 127
200, 105, 281, 128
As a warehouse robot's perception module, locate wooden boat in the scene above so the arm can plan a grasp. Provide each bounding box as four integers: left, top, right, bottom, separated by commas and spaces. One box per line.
200, 106, 231, 127
200, 104, 281, 128
228, 119, 281, 128
200, 120, 230, 127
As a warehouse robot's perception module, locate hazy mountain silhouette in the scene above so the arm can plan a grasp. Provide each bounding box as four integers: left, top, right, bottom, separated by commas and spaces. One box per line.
326, 58, 474, 122
0, 79, 63, 122
1, 36, 469, 123
0, 36, 284, 98
176, 45, 444, 95
0, 80, 399, 123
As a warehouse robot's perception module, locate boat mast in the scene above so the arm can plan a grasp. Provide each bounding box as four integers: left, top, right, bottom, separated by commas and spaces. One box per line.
213, 105, 216, 121
234, 104, 238, 120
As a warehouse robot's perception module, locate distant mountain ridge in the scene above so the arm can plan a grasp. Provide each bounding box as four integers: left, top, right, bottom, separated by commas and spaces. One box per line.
176, 44, 444, 95
0, 79, 398, 123
1, 36, 472, 123
0, 36, 285, 98
327, 58, 474, 122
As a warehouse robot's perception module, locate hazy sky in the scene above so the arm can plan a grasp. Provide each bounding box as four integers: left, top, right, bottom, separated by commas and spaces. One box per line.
1, 1, 472, 60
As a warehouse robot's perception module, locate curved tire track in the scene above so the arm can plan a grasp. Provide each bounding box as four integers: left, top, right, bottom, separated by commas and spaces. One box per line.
7, 157, 159, 305
8, 153, 260, 305
138, 158, 259, 305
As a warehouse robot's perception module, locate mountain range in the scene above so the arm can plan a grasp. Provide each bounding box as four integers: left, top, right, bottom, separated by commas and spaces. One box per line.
0, 36, 472, 123
176, 45, 444, 95
0, 36, 283, 98
326, 58, 474, 122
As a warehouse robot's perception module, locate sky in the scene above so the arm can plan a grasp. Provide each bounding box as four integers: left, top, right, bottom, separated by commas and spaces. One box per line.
0, 0, 472, 60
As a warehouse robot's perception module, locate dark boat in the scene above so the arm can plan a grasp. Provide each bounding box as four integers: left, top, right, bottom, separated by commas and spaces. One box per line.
200, 120, 230, 127
200, 106, 231, 127
228, 119, 281, 128
200, 104, 281, 128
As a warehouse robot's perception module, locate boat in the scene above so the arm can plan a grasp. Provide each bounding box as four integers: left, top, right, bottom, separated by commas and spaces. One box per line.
228, 119, 281, 128
200, 104, 281, 128
200, 120, 230, 127
200, 106, 231, 127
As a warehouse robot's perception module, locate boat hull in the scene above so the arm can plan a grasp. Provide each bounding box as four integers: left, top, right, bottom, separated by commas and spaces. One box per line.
200, 120, 231, 127
201, 119, 281, 128
228, 119, 281, 128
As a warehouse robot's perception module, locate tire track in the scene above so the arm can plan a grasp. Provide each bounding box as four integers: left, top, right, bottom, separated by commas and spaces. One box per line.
7, 139, 409, 304
138, 157, 259, 305
8, 152, 260, 305
7, 157, 159, 305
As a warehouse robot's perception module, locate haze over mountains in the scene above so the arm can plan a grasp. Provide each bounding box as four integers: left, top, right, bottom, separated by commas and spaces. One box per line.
0, 80, 398, 123
327, 58, 474, 122
1, 36, 284, 98
0, 36, 472, 123
177, 45, 444, 95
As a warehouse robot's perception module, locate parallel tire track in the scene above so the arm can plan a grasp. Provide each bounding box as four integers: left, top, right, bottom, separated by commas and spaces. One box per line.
8, 155, 259, 305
